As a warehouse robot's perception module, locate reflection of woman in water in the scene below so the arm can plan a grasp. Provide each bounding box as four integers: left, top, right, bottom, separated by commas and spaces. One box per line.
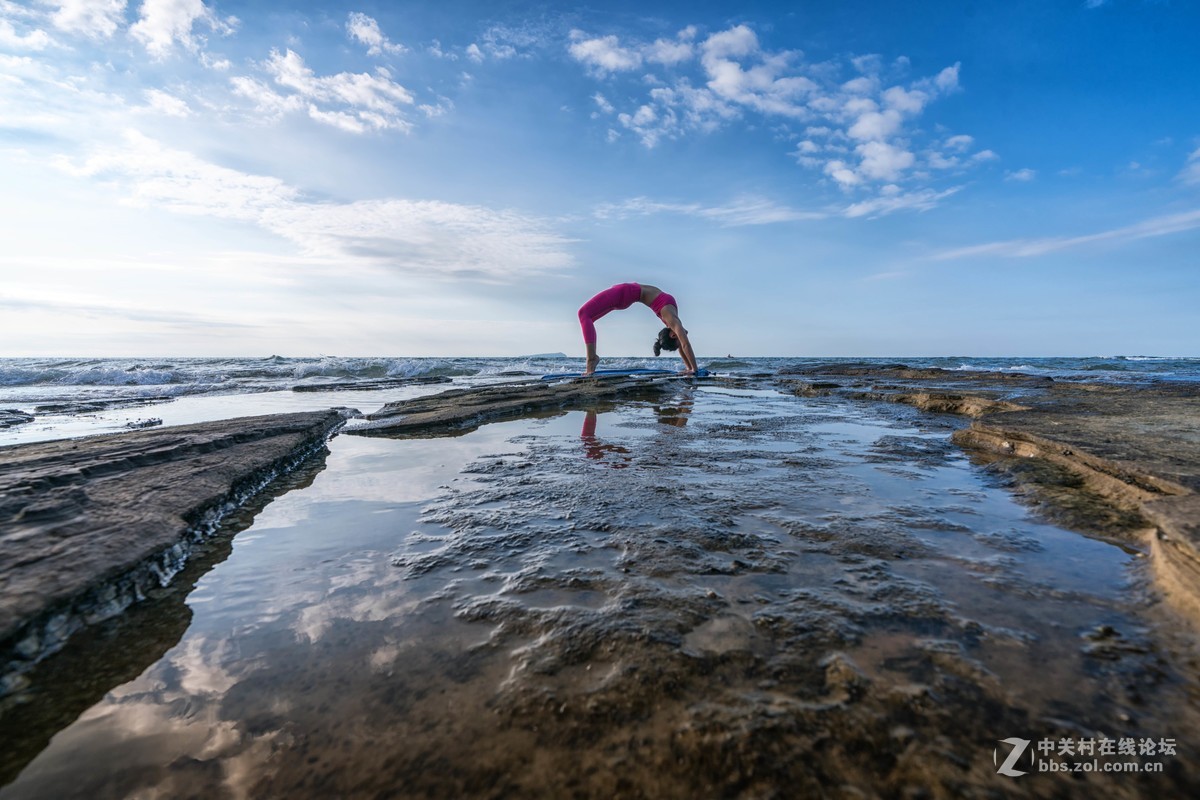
580, 410, 630, 467
577, 283, 698, 376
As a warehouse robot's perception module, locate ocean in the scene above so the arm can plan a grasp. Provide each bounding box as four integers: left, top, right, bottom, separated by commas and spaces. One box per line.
2, 354, 1195, 399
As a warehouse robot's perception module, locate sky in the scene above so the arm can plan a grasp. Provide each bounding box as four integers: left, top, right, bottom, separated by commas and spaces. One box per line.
1, 0, 1197, 358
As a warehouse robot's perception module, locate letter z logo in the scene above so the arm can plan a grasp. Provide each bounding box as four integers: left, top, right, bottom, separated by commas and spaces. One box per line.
994, 737, 1032, 777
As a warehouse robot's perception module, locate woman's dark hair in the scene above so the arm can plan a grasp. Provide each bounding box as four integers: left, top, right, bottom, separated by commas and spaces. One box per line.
653, 327, 678, 356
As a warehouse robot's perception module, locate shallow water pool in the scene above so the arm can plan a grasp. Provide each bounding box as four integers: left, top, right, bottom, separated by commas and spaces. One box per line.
3, 386, 1196, 798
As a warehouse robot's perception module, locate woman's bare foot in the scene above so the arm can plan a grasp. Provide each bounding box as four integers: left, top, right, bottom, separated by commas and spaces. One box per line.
583, 355, 600, 376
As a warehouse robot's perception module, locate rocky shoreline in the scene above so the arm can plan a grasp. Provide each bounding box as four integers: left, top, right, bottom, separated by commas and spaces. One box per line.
0, 366, 1197, 795
3, 369, 1197, 687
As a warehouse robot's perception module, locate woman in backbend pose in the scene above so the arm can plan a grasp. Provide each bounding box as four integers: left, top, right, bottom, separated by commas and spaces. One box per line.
577, 282, 698, 376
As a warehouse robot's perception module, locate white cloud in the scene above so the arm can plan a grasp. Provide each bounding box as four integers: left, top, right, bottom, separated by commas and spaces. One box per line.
43, 0, 127, 38
881, 85, 928, 113
702, 24, 758, 61
266, 49, 412, 109
568, 24, 975, 215
55, 129, 297, 216
926, 151, 959, 170
0, 18, 52, 49
594, 195, 826, 225
699, 26, 815, 118
427, 39, 454, 59
56, 130, 575, 279
935, 208, 1200, 259
567, 30, 642, 74
843, 186, 960, 218
418, 98, 451, 118
933, 63, 960, 92
469, 24, 540, 62
199, 51, 229, 70
972, 149, 999, 162
130, 0, 236, 58
346, 12, 404, 57
851, 54, 883, 74
1005, 168, 1036, 181
230, 75, 303, 117
944, 134, 974, 151
856, 140, 915, 181
141, 87, 189, 116
591, 92, 614, 115
1179, 148, 1200, 185
0, 49, 133, 138
841, 76, 878, 95
847, 108, 902, 141
599, 77, 736, 147
235, 48, 416, 133
617, 103, 663, 146
645, 27, 695, 65
824, 159, 862, 188
305, 104, 366, 134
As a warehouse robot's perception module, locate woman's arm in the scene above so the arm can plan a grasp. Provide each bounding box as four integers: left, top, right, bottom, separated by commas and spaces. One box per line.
662, 309, 698, 373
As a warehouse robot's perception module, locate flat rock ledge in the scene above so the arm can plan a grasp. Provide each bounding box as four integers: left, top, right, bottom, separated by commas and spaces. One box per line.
951, 384, 1200, 619
773, 366, 1200, 621
349, 376, 679, 437
0, 409, 348, 691
0, 410, 34, 431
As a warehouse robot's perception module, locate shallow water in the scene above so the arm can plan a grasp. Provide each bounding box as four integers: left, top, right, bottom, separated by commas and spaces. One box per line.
0, 386, 449, 446
2, 386, 1197, 797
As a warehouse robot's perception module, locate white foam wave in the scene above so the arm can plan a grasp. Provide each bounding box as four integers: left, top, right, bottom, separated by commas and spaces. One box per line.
950, 363, 1039, 372
62, 367, 196, 386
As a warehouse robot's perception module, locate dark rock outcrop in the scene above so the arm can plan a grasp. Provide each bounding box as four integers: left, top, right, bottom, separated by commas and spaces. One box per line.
0, 409, 348, 690
350, 376, 682, 437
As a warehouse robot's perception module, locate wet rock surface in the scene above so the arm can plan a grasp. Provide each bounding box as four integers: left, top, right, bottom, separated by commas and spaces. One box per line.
0, 411, 33, 431
1, 370, 1198, 798
31, 396, 177, 416
0, 409, 348, 687
350, 375, 682, 437
291, 375, 452, 392
769, 366, 1200, 621
949, 381, 1200, 619
365, 394, 1196, 797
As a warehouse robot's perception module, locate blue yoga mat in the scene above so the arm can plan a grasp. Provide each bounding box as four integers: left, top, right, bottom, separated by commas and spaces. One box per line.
540, 368, 708, 381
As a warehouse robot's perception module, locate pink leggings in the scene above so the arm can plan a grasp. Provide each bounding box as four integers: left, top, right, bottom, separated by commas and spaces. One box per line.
578, 283, 641, 344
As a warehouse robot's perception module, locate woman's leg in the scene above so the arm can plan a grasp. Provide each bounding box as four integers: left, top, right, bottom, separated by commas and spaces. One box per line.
583, 340, 599, 375
578, 284, 635, 375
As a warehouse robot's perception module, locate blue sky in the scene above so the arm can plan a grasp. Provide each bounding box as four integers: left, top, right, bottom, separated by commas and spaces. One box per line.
1, 0, 1197, 358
